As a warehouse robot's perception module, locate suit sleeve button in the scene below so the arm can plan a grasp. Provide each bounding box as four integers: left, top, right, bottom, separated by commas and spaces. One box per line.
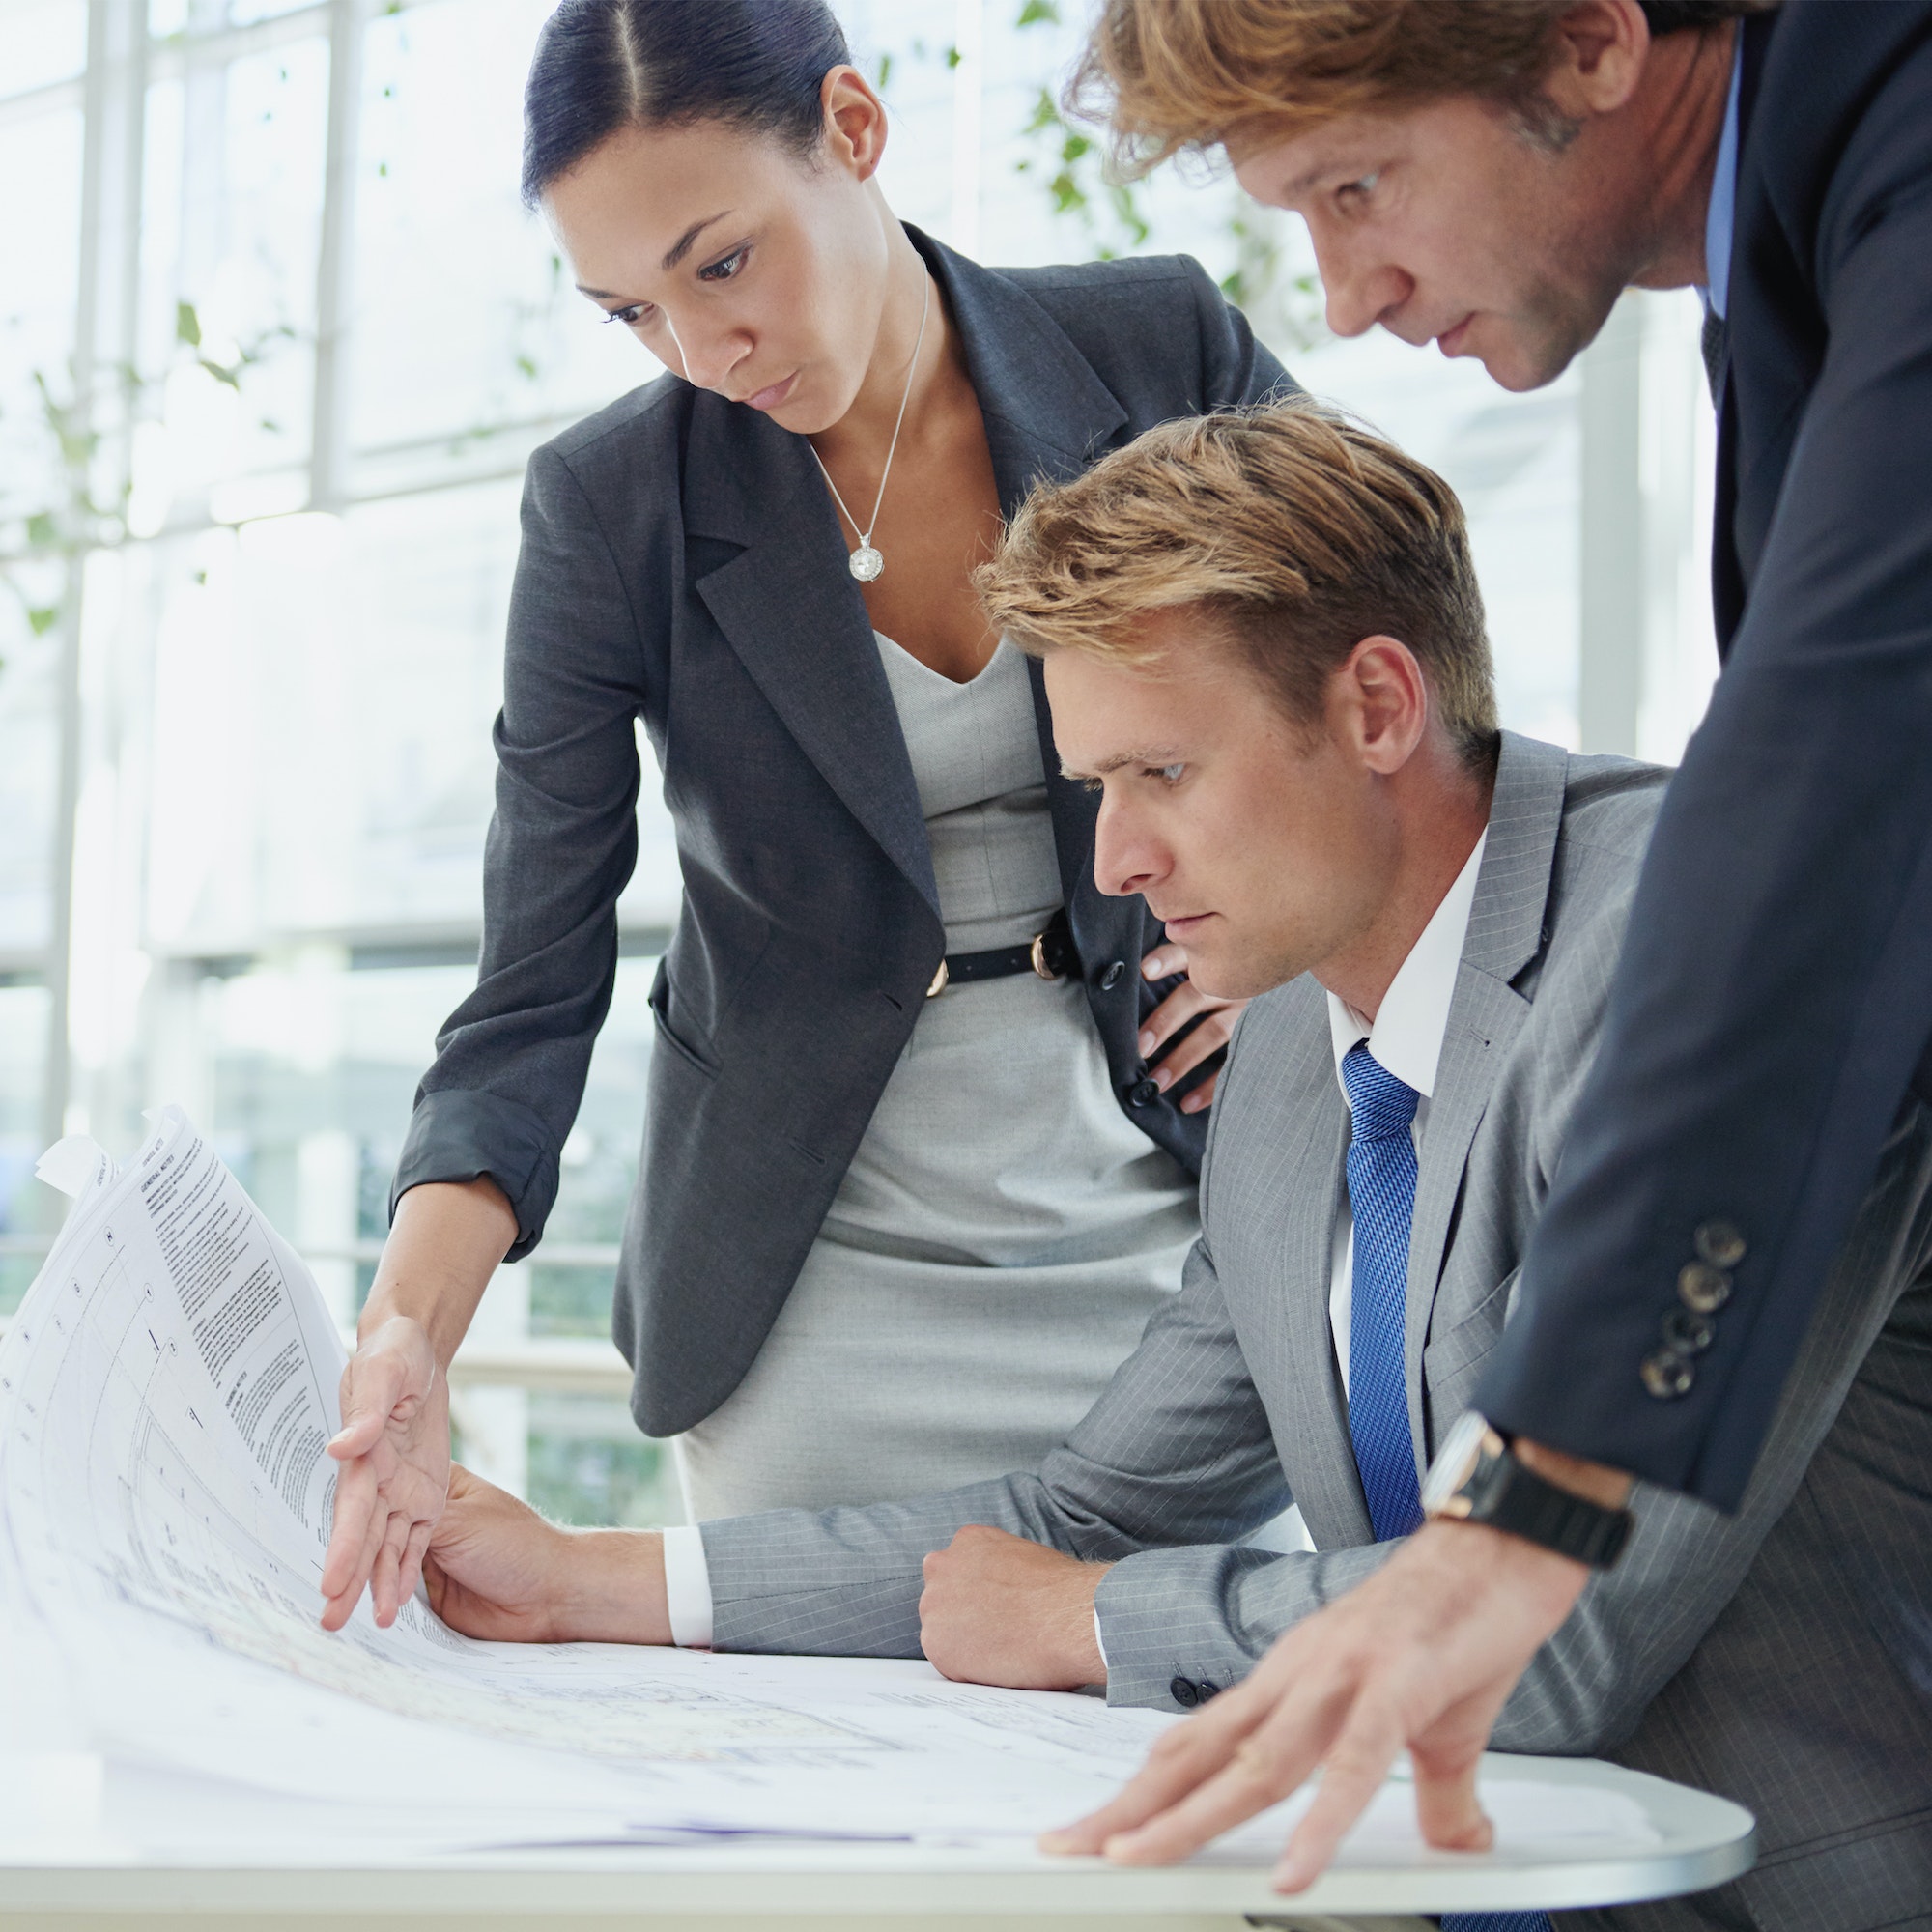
1662, 1307, 1716, 1353
1128, 1077, 1160, 1108
1169, 1676, 1199, 1708
1678, 1263, 1732, 1313
1195, 1681, 1221, 1702
1100, 960, 1125, 990
1641, 1349, 1696, 1399
1693, 1220, 1747, 1268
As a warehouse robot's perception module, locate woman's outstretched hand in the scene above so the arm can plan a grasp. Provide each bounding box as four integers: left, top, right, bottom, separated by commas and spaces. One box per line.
319, 1175, 518, 1633
320, 1313, 449, 1632
1138, 942, 1248, 1112
425, 1463, 673, 1646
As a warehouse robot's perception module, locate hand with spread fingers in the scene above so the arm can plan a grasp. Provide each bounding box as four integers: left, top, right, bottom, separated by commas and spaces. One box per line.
318, 1174, 519, 1633
1039, 1520, 1590, 1889
1138, 942, 1246, 1114
319, 1313, 450, 1633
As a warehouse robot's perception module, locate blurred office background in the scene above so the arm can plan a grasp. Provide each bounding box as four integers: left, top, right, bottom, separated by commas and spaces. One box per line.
0, 0, 1717, 1525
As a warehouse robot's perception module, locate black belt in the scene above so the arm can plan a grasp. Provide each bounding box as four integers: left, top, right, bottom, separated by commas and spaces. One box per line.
927, 909, 1078, 998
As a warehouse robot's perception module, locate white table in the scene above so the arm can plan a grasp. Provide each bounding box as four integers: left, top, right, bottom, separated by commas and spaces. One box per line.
0, 1752, 1753, 1931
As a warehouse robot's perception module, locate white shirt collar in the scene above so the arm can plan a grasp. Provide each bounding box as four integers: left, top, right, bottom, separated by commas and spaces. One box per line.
1326, 831, 1489, 1102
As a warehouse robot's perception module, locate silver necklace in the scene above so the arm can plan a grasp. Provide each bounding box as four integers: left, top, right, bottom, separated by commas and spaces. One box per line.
810, 273, 930, 582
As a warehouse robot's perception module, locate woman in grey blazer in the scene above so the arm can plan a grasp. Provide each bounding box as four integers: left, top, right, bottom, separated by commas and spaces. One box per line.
318, 0, 1291, 1631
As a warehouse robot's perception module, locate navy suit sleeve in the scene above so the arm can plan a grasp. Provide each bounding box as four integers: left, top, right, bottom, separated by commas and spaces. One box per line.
1482, 137, 1932, 1506
390, 441, 649, 1256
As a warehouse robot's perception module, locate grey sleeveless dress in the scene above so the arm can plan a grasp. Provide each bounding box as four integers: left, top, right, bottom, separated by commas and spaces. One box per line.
674, 636, 1200, 1519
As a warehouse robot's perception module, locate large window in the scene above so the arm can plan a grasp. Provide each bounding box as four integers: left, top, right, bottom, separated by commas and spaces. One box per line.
0, 0, 1715, 1522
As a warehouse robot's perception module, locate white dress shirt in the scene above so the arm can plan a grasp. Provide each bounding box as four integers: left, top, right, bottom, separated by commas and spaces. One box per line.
663, 831, 1491, 1651
1324, 831, 1487, 1392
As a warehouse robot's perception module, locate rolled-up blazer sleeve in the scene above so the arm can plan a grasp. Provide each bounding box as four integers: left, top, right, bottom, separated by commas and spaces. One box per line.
391, 439, 654, 1256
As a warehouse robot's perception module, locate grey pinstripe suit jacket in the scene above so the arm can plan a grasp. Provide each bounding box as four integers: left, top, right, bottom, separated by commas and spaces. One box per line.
699, 731, 1932, 1931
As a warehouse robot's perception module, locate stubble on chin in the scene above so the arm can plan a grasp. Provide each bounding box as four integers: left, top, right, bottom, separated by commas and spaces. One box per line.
1192, 941, 1304, 1007
1520, 272, 1634, 389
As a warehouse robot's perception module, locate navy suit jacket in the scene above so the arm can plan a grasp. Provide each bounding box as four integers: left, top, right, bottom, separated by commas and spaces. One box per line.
393, 231, 1290, 1437
1485, 2, 1932, 1508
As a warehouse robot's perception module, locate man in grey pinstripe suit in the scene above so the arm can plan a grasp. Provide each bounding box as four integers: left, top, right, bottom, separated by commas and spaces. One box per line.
424, 405, 1932, 1930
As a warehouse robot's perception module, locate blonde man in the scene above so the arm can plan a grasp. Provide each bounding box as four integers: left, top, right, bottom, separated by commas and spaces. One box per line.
423, 403, 1932, 1932
1055, 0, 1932, 1891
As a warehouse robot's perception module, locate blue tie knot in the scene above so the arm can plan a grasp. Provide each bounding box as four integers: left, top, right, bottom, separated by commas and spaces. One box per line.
1342, 1042, 1419, 1142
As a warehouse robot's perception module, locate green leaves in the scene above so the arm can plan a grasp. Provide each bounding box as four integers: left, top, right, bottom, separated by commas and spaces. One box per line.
1016, 0, 1061, 25
175, 300, 202, 348
1016, 78, 1150, 257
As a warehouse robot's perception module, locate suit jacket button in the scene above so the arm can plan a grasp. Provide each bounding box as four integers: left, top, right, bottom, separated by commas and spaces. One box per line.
1693, 1220, 1747, 1268
1662, 1307, 1716, 1354
1678, 1263, 1732, 1314
1100, 959, 1126, 990
1128, 1077, 1160, 1108
1169, 1676, 1199, 1708
1641, 1349, 1695, 1399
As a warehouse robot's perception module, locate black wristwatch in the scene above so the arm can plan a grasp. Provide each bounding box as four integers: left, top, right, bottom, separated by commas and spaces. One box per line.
1420, 1413, 1634, 1569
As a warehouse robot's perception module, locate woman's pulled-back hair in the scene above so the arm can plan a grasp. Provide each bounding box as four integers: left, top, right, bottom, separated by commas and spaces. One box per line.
522, 0, 853, 208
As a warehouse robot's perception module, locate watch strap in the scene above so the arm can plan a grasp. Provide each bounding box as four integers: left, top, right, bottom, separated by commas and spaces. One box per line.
1472, 1449, 1633, 1569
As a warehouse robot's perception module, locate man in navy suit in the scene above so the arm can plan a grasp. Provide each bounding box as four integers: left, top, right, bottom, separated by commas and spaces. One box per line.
1049, 0, 1932, 1898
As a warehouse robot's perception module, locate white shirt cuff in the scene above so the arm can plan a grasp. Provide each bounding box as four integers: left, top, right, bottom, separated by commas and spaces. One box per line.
661, 1524, 714, 1649
1092, 1608, 1109, 1672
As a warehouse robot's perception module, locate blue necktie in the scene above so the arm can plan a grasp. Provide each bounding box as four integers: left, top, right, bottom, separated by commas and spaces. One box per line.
1341, 1044, 1550, 1932
1343, 1042, 1424, 1541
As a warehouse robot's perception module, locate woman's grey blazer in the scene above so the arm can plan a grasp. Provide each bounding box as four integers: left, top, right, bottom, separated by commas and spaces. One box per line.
390, 229, 1293, 1437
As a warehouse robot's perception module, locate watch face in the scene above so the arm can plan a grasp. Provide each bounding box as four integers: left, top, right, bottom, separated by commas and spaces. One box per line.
1421, 1410, 1492, 1516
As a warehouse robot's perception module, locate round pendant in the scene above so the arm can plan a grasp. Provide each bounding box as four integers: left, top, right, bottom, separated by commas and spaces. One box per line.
848, 544, 884, 582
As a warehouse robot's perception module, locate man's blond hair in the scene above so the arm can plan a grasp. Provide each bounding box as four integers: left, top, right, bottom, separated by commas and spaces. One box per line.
976, 399, 1498, 766
1073, 0, 1773, 174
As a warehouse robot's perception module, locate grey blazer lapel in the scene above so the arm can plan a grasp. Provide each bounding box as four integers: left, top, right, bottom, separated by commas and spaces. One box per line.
1403, 733, 1574, 1463
919, 229, 1133, 839
686, 395, 938, 913
1291, 1116, 1370, 1546
1239, 986, 1369, 1547
918, 226, 1130, 512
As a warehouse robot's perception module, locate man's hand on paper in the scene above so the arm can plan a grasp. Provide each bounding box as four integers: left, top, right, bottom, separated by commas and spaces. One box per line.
321, 1314, 450, 1631
1039, 1520, 1590, 1890
919, 1524, 1110, 1690
425, 1463, 674, 1645
1139, 942, 1246, 1115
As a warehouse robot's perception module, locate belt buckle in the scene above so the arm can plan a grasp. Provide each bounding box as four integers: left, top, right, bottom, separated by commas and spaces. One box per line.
1030, 930, 1061, 981
926, 959, 950, 999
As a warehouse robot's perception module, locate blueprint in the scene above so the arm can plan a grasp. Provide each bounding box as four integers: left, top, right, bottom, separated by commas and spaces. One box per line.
0, 1110, 1179, 1844
0, 1110, 1662, 1864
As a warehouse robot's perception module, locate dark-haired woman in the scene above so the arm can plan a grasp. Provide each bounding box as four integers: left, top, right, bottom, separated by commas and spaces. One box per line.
319, 0, 1291, 1632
